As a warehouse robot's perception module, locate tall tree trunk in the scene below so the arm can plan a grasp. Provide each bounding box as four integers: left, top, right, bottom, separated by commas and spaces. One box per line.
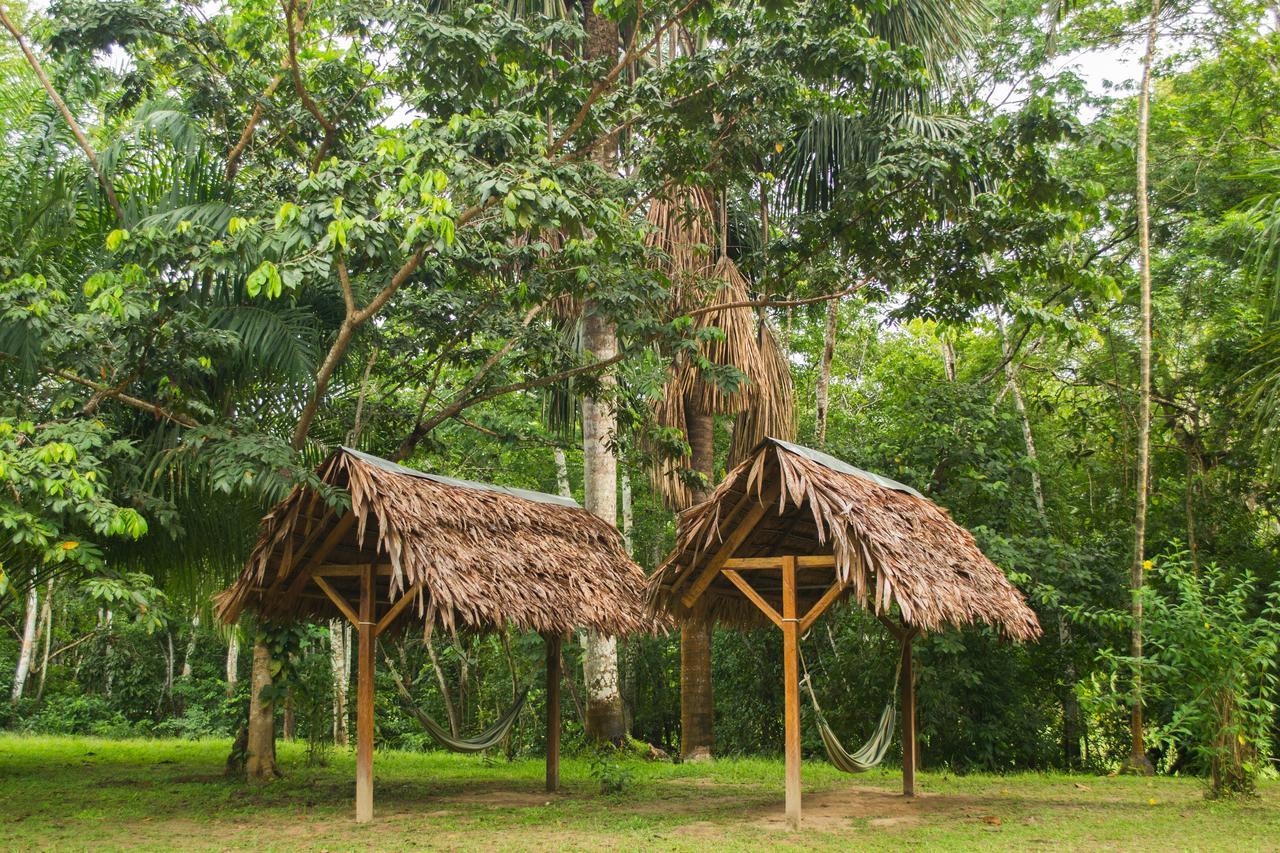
554, 447, 573, 499
283, 690, 297, 741
578, 0, 626, 745
34, 578, 54, 702
226, 631, 240, 695
681, 410, 716, 761
103, 609, 115, 699
423, 630, 460, 738
621, 469, 634, 557
618, 465, 641, 741
181, 612, 199, 680
815, 299, 838, 447
331, 619, 351, 746
941, 336, 957, 382
164, 631, 176, 699
1185, 444, 1201, 573
581, 307, 626, 743
1127, 0, 1160, 777
245, 639, 280, 781
10, 584, 39, 704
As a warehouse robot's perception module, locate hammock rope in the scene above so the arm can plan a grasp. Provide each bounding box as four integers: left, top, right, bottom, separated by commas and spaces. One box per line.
798, 640, 901, 773
382, 647, 531, 754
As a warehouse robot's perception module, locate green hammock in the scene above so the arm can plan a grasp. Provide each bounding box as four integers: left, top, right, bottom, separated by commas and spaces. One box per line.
384, 652, 530, 754
799, 644, 900, 773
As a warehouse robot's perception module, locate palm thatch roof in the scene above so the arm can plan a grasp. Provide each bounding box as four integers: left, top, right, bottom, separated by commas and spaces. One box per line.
217, 447, 653, 637
648, 438, 1041, 641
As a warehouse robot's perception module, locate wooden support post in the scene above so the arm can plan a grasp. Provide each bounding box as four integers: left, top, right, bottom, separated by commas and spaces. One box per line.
901, 632, 916, 798
355, 563, 375, 823
781, 555, 801, 831
545, 632, 562, 793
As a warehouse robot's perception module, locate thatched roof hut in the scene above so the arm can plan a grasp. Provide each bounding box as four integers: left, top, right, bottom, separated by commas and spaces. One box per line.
217, 446, 652, 637
648, 438, 1040, 828
648, 438, 1041, 641
217, 446, 653, 823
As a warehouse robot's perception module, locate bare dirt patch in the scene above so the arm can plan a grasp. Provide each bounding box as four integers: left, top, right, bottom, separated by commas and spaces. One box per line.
745, 784, 986, 833
436, 788, 557, 808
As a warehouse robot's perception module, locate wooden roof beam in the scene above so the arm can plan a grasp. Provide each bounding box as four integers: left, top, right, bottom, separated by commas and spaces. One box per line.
375, 580, 425, 636
721, 569, 783, 628
314, 575, 360, 626
680, 491, 775, 609
723, 555, 836, 570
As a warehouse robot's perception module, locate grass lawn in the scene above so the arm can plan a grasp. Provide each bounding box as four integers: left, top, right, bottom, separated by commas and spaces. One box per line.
0, 734, 1277, 850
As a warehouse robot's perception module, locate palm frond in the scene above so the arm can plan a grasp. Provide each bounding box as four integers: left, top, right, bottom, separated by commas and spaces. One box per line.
729, 316, 795, 467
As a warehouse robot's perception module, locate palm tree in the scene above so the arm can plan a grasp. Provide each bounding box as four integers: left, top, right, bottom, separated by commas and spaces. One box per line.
644, 185, 795, 760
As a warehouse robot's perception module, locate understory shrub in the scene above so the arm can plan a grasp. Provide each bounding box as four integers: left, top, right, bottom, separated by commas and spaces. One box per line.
20, 693, 142, 737
1088, 553, 1280, 796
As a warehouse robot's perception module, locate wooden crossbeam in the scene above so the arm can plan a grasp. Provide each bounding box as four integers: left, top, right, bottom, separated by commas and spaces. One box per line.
279, 565, 318, 615
262, 505, 339, 611
280, 506, 338, 581
721, 569, 783, 627
313, 563, 393, 577
680, 490, 776, 609
876, 613, 909, 641
723, 557, 784, 570
283, 511, 358, 596
375, 581, 424, 637
314, 575, 359, 626
723, 555, 836, 570
799, 581, 847, 633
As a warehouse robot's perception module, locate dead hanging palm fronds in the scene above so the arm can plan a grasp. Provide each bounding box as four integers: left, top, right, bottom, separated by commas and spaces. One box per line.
644, 187, 717, 306
729, 317, 795, 467
642, 186, 717, 510
676, 256, 767, 417
642, 187, 797, 510
650, 383, 695, 510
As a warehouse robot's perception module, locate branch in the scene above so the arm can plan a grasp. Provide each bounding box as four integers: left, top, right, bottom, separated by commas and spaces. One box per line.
548, 0, 700, 158
50, 367, 200, 428
402, 349, 629, 458
226, 72, 284, 181
980, 321, 1033, 384
282, 0, 337, 171
0, 5, 123, 220
46, 629, 102, 663
283, 0, 332, 130
336, 255, 355, 314
394, 304, 545, 460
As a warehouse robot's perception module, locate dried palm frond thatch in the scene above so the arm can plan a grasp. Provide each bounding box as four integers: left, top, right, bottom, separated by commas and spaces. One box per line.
217, 447, 655, 637
648, 438, 1041, 641
644, 186, 717, 305
676, 256, 768, 417
650, 383, 695, 510
643, 187, 794, 510
729, 318, 795, 467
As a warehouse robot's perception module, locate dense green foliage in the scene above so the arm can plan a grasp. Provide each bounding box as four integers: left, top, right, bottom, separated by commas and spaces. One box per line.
2, 0, 1280, 803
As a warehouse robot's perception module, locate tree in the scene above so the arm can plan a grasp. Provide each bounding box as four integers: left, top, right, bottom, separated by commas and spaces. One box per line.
1126, 0, 1161, 776
578, 0, 628, 745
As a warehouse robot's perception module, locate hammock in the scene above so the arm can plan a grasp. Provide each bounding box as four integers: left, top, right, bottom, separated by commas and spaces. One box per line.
799, 643, 900, 773
384, 652, 530, 754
